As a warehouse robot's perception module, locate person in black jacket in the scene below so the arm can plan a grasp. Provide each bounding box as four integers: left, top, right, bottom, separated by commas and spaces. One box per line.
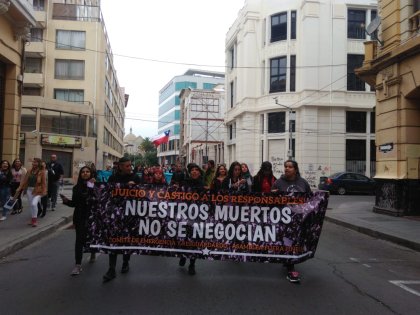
102, 157, 141, 283
178, 163, 204, 275
61, 166, 96, 276
46, 154, 64, 211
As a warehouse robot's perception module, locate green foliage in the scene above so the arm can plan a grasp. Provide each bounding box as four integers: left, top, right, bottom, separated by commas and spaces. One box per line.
124, 137, 158, 167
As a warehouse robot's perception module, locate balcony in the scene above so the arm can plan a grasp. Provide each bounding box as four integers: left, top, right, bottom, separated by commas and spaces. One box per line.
33, 10, 46, 27
26, 41, 45, 57
23, 72, 44, 87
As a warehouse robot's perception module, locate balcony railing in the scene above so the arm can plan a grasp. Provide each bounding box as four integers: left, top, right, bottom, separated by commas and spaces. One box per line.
52, 3, 100, 22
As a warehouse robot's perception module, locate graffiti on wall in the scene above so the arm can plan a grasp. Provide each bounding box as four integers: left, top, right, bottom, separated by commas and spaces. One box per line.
270, 156, 284, 177
72, 159, 94, 183
377, 182, 396, 210
303, 164, 332, 188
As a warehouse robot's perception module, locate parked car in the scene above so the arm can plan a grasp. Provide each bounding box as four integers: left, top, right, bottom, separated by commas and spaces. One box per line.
318, 172, 375, 195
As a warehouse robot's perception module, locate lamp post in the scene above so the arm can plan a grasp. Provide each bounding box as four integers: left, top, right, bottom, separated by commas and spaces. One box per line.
274, 98, 294, 160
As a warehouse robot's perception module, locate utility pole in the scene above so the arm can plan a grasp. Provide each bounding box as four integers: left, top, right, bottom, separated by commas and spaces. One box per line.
274, 98, 294, 160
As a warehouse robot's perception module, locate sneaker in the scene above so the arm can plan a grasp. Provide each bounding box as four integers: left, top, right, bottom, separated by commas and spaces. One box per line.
102, 268, 116, 282
188, 263, 196, 275
121, 262, 129, 274
0, 216, 7, 221
71, 265, 82, 276
179, 257, 186, 266
287, 271, 301, 283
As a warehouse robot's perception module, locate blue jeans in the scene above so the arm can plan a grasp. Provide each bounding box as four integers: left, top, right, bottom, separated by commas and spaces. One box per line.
0, 186, 11, 217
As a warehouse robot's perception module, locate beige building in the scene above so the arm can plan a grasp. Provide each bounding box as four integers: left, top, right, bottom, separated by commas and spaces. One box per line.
0, 0, 36, 162
123, 127, 144, 156
357, 0, 420, 215
20, 0, 126, 181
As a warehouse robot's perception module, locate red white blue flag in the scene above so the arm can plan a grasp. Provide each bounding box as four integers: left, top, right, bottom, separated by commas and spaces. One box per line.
152, 130, 170, 147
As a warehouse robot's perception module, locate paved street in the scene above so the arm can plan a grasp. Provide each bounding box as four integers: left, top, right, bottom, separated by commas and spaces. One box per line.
1, 216, 419, 314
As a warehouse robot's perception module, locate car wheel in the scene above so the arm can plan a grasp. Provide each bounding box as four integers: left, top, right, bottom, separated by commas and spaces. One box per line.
337, 187, 346, 195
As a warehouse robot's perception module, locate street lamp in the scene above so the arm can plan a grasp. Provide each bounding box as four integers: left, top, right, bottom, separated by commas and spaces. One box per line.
274, 97, 294, 160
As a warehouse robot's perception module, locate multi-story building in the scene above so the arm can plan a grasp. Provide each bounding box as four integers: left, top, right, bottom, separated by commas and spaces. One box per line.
225, 0, 378, 185
179, 84, 225, 166
20, 0, 126, 180
124, 127, 144, 156
0, 0, 36, 161
357, 0, 420, 215
157, 69, 224, 166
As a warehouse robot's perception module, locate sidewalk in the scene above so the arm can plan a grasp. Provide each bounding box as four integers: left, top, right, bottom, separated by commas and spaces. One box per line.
0, 185, 74, 258
1, 191, 419, 258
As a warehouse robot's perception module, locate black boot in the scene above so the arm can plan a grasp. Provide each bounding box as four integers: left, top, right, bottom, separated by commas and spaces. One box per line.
102, 268, 116, 282
188, 259, 196, 275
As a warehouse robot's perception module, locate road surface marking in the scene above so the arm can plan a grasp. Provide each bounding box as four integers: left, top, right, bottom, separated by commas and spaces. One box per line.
389, 280, 420, 297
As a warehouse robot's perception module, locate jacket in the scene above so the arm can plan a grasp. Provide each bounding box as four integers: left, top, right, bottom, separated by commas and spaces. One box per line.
17, 168, 47, 196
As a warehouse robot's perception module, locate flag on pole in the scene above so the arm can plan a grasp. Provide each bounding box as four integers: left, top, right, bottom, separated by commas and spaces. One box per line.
152, 130, 170, 147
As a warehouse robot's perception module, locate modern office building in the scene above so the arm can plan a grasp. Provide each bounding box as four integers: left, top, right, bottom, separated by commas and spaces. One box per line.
157, 69, 224, 166
357, 0, 420, 215
179, 84, 225, 166
20, 0, 126, 180
225, 0, 377, 185
0, 0, 36, 162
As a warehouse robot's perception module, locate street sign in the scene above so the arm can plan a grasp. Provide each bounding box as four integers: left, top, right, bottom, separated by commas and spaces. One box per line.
379, 143, 393, 153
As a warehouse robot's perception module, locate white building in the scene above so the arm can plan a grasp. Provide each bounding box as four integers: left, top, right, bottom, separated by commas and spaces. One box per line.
225, 0, 377, 187
179, 85, 225, 166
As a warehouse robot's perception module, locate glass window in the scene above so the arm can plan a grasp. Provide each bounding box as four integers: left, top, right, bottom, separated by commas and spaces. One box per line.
230, 80, 235, 108
291, 11, 297, 39
23, 87, 42, 96
40, 109, 86, 136
25, 58, 42, 73
346, 111, 366, 133
33, 0, 45, 11
56, 30, 86, 50
270, 56, 287, 93
20, 108, 37, 132
54, 89, 84, 103
30, 28, 43, 42
348, 9, 366, 39
268, 112, 286, 133
347, 54, 365, 91
55, 59, 85, 80
290, 55, 296, 92
370, 110, 375, 133
346, 139, 366, 160
271, 12, 287, 42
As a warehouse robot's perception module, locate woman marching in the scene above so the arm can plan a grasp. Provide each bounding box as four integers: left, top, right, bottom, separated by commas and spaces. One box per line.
252, 161, 276, 193
10, 158, 26, 215
61, 166, 96, 276
210, 164, 228, 193
271, 159, 311, 284
14, 158, 47, 227
224, 161, 249, 192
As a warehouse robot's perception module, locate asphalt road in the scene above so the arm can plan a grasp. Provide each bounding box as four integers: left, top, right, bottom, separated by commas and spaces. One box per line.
1, 218, 419, 315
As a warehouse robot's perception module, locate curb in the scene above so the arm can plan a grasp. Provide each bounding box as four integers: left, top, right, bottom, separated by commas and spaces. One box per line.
0, 215, 73, 259
324, 216, 420, 252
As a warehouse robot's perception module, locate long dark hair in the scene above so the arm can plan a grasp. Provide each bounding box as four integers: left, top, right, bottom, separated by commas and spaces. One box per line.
284, 159, 301, 176
77, 166, 94, 185
227, 161, 242, 179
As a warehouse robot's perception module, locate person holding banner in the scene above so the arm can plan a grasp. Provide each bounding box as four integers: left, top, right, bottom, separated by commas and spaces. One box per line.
224, 161, 249, 192
103, 157, 141, 283
272, 159, 311, 283
178, 163, 204, 275
61, 166, 96, 276
210, 164, 228, 193
252, 161, 276, 193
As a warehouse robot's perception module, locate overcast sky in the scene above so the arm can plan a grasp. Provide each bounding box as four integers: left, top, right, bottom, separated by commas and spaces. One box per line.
100, 0, 245, 139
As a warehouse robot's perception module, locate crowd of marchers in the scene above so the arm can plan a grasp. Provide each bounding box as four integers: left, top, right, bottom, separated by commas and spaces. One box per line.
63, 157, 311, 284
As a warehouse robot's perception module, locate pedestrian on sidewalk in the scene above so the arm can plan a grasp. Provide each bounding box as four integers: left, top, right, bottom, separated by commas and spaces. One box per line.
37, 161, 48, 218
46, 154, 64, 212
61, 166, 96, 276
102, 157, 141, 283
10, 158, 26, 215
271, 159, 311, 284
0, 160, 13, 221
14, 158, 47, 227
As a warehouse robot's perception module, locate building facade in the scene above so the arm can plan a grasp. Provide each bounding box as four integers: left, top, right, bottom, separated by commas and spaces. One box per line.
20, 0, 126, 180
225, 0, 377, 185
124, 127, 144, 156
157, 69, 224, 166
179, 85, 225, 167
0, 0, 36, 162
357, 0, 420, 215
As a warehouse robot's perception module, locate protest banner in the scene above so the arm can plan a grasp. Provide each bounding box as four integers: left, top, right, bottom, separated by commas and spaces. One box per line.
88, 184, 329, 264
